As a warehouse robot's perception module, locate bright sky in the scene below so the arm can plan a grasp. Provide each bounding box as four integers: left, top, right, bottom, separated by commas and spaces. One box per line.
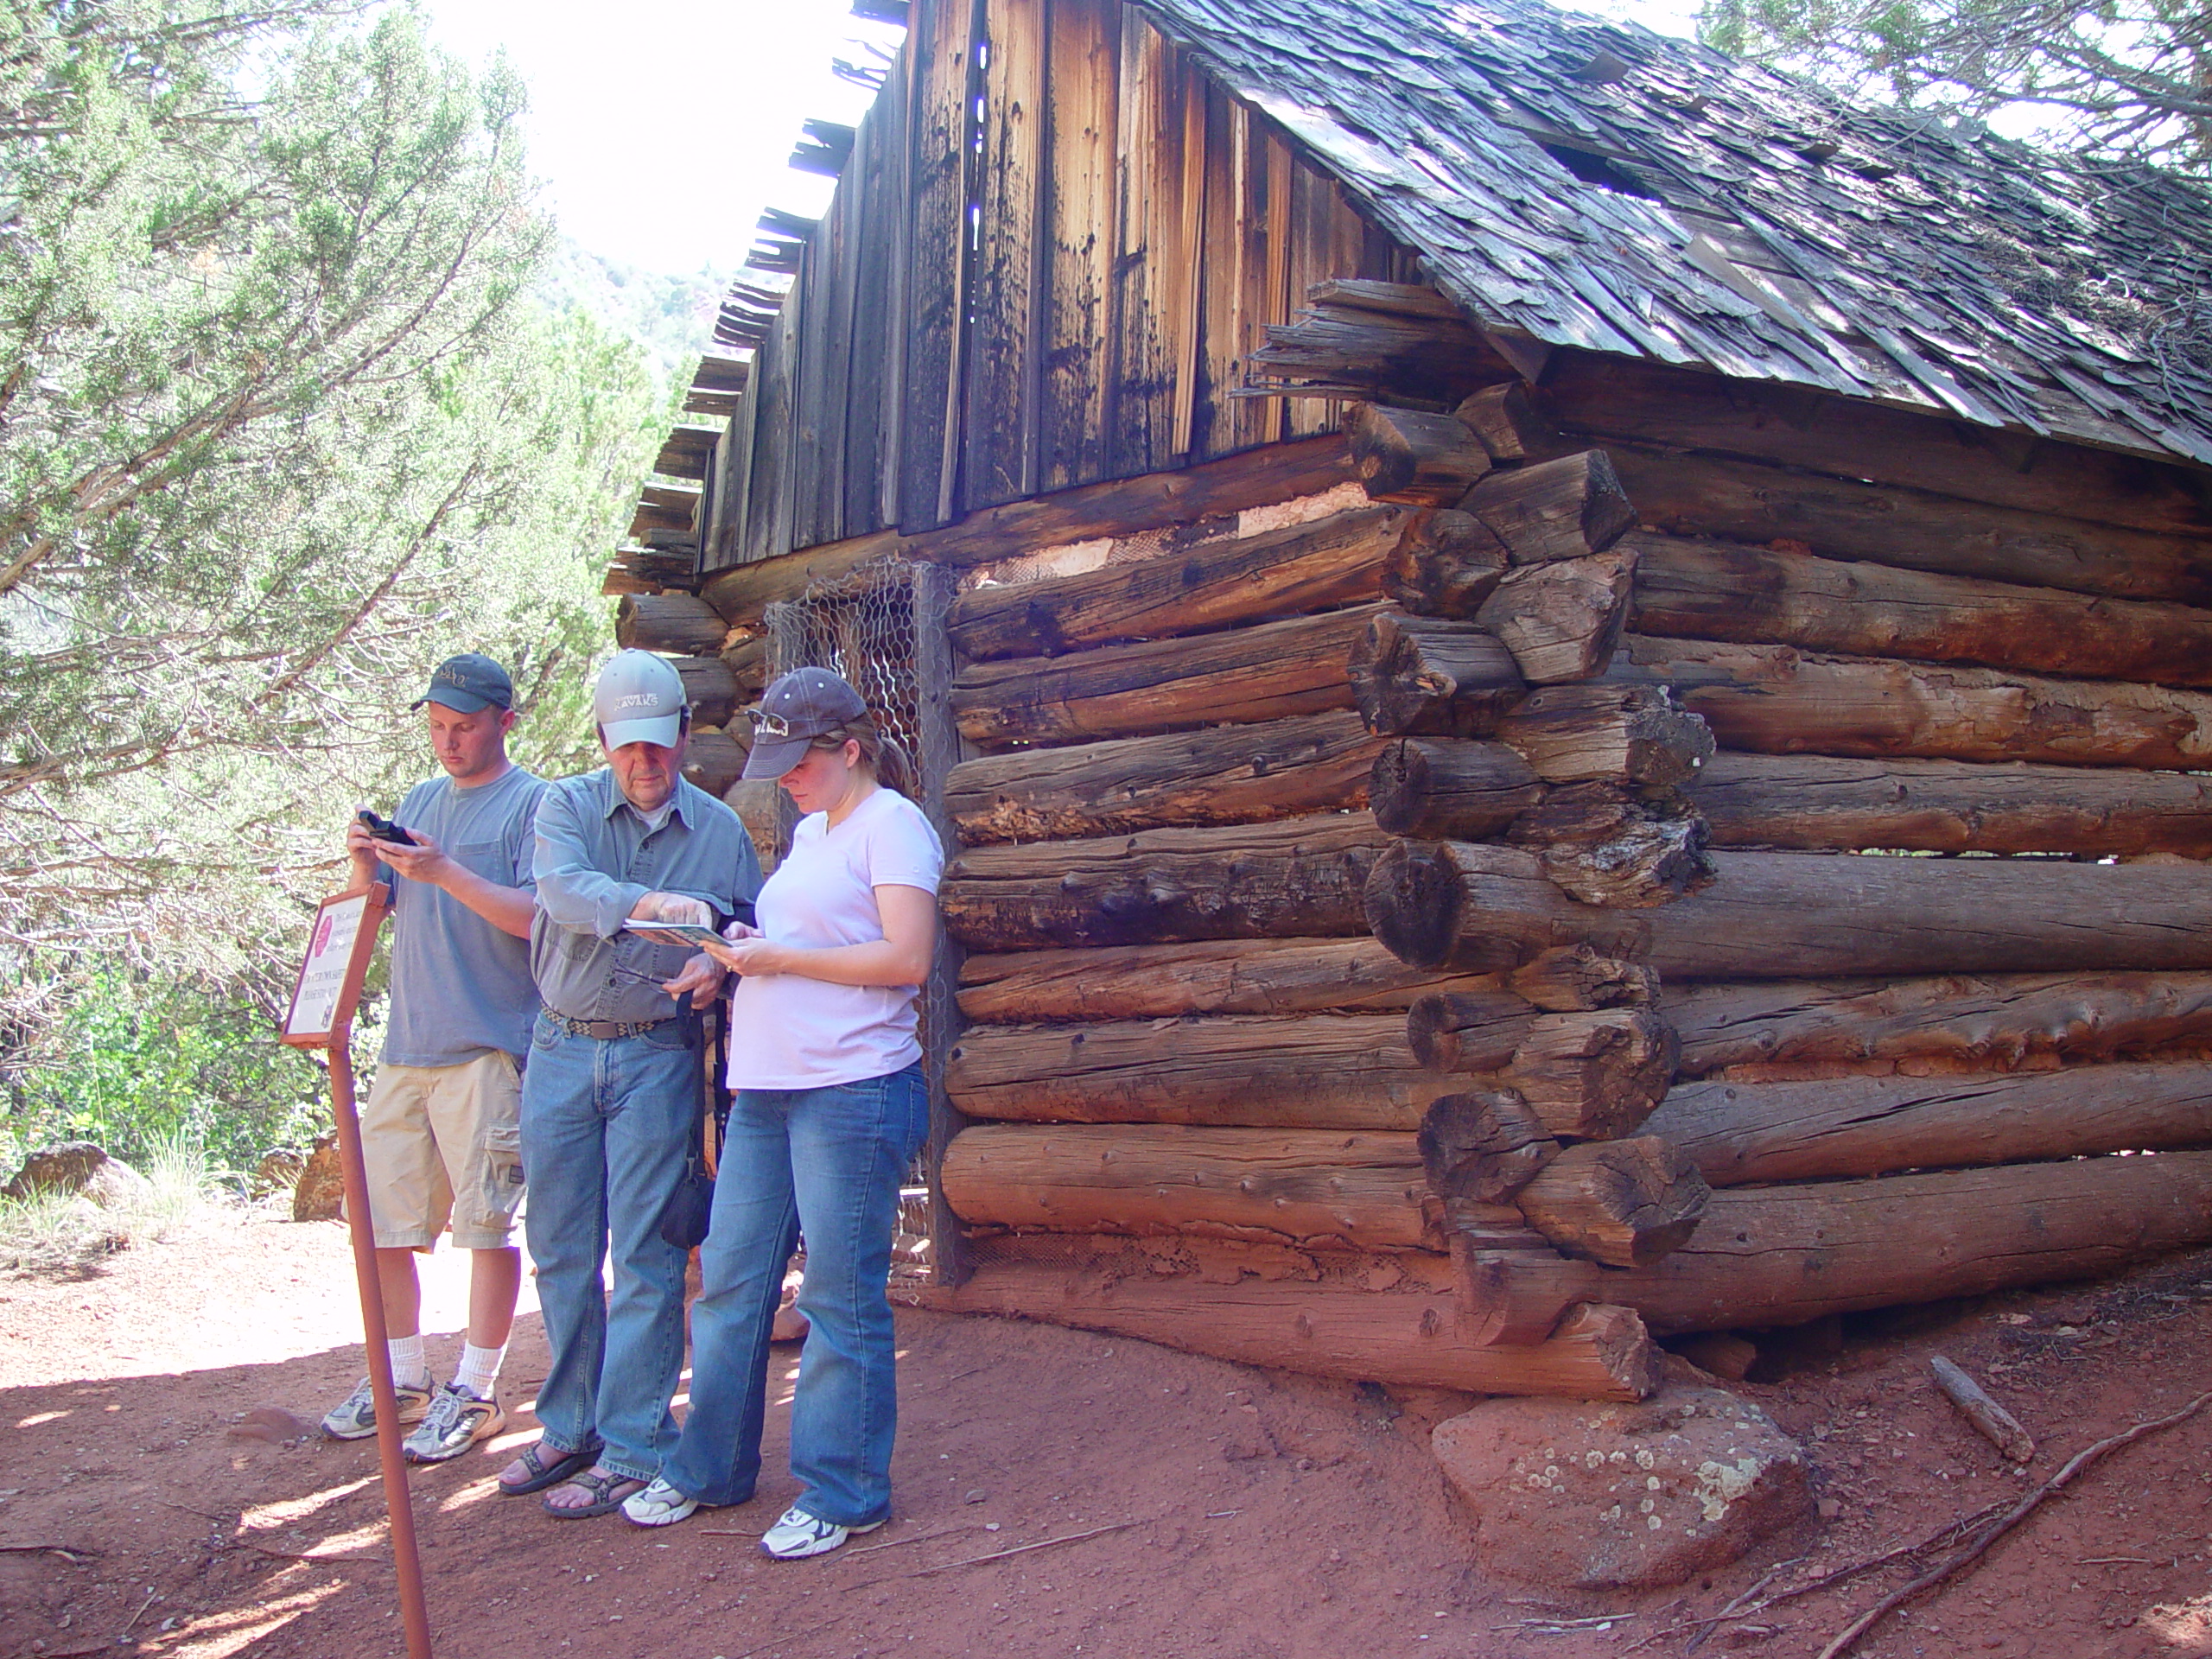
418, 0, 1705, 278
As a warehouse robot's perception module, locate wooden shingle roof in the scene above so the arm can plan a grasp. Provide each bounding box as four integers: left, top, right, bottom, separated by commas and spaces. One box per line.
1141, 0, 2212, 468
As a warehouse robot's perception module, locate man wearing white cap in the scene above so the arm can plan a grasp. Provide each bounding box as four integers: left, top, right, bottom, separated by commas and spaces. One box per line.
495, 650, 761, 1519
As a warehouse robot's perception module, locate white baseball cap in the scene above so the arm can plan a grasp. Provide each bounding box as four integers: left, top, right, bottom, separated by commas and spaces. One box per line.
593, 650, 687, 749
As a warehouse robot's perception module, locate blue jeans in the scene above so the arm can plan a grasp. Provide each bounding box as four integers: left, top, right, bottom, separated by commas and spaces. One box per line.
661, 1064, 927, 1525
519, 1012, 698, 1484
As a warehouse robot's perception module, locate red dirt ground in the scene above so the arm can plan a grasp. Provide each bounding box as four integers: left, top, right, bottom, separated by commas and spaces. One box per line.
5, 1212, 2212, 1659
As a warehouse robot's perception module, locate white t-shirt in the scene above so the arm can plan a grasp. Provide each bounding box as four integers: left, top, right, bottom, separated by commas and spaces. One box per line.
728, 786, 945, 1090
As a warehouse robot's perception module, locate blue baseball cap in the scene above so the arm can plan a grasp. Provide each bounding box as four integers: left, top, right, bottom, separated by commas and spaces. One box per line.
412, 653, 513, 714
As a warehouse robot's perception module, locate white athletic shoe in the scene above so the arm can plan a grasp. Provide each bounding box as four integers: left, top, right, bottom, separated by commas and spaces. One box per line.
621, 1476, 702, 1528
759, 1505, 882, 1560
320, 1376, 430, 1441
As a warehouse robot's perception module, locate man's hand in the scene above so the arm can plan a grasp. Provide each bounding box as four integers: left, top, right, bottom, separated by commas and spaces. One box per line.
662, 951, 726, 1009
343, 817, 384, 893
371, 829, 458, 891
630, 892, 713, 927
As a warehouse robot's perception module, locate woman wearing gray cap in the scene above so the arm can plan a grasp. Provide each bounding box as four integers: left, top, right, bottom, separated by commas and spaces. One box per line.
620, 666, 943, 1559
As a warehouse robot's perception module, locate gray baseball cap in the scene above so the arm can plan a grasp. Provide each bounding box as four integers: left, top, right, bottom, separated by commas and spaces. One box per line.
742, 666, 868, 779
594, 650, 688, 750
412, 653, 513, 714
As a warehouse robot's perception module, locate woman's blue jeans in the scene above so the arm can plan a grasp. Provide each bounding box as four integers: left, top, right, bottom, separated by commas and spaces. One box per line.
519, 1013, 697, 1484
661, 1063, 927, 1525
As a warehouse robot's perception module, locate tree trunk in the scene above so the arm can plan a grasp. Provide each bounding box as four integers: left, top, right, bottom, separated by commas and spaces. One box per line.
1510, 944, 1659, 1012
923, 1255, 1662, 1400
1536, 351, 2212, 537
939, 1123, 1448, 1249
1379, 508, 1510, 618
1614, 635, 2212, 772
615, 592, 727, 655
1643, 1062, 2212, 1187
699, 527, 903, 626
1688, 750, 2212, 858
1508, 783, 1716, 909
1464, 450, 1637, 564
1347, 403, 1493, 505
1475, 550, 1636, 683
672, 655, 740, 727
944, 813, 1389, 953
1607, 442, 2212, 608
945, 711, 1382, 844
1630, 534, 2212, 690
944, 1013, 1452, 1130
1512, 1138, 1709, 1268
1662, 970, 2212, 1078
1348, 612, 1527, 737
956, 937, 1508, 1024
1502, 1010, 1681, 1139
944, 505, 1401, 661
1452, 1149, 2212, 1337
1407, 991, 1541, 1073
1497, 684, 1716, 785
1368, 737, 1545, 839
678, 730, 747, 799
1364, 841, 2212, 979
1420, 1089, 1561, 1206
952, 603, 1380, 748
722, 634, 771, 703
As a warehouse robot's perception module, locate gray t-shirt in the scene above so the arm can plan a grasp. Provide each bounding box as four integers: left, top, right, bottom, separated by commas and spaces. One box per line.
380, 765, 546, 1066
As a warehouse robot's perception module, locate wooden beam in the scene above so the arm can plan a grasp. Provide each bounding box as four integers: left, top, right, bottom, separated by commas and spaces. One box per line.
923, 1255, 1662, 1400
943, 812, 1389, 952
940, 1123, 1445, 1249
1457, 1150, 2212, 1337
1645, 1062, 2212, 1186
1365, 842, 2212, 979
955, 937, 1507, 1023
944, 710, 1382, 844
1612, 635, 2212, 772
945, 504, 1400, 661
1630, 534, 2212, 690
952, 602, 1379, 748
1663, 969, 2212, 1078
944, 1012, 1451, 1129
1689, 750, 2212, 858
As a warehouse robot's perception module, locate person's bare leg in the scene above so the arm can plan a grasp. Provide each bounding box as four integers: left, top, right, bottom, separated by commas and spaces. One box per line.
377, 1247, 423, 1339
468, 1246, 521, 1351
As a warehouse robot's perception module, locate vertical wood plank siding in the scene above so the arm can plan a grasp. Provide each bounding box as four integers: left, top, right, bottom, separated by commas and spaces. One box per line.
707, 0, 1395, 575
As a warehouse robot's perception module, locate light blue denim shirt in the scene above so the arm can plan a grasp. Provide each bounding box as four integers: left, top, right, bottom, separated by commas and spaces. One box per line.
529, 767, 762, 1025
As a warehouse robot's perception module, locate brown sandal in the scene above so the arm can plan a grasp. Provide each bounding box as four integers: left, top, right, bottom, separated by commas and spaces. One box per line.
543, 1469, 647, 1520
498, 1440, 598, 1497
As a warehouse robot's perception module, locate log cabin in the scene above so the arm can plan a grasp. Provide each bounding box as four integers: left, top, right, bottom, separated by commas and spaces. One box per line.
607, 0, 2212, 1404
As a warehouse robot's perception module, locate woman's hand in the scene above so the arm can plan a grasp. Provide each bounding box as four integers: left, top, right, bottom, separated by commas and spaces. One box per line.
702, 921, 779, 977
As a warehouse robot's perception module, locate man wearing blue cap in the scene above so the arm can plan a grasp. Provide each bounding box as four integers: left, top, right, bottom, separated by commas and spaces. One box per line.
497, 649, 761, 1518
321, 652, 546, 1465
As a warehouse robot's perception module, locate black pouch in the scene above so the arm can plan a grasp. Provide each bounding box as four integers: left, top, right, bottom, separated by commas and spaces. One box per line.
657, 1005, 723, 1250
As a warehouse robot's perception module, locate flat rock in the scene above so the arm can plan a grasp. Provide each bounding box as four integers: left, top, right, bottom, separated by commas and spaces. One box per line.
1431, 1383, 1811, 1590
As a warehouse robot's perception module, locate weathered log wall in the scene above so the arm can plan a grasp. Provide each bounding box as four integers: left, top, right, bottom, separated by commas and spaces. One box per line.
678, 264, 2212, 1400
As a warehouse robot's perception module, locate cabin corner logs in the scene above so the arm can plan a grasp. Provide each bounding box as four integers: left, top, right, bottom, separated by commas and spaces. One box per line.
653, 279, 2212, 1404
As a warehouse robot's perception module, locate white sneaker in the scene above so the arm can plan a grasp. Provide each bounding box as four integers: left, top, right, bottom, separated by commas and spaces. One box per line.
621, 1476, 701, 1528
759, 1505, 882, 1560
320, 1376, 430, 1441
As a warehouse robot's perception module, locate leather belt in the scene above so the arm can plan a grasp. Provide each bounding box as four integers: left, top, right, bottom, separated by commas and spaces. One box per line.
545, 1012, 677, 1041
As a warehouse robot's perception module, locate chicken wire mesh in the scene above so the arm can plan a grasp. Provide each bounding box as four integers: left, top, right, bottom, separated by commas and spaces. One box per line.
760, 555, 952, 1269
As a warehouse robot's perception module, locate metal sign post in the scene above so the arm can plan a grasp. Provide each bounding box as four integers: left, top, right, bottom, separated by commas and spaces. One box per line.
283, 884, 434, 1659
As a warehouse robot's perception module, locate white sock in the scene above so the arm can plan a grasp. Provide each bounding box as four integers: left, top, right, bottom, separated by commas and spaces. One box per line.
387, 1334, 429, 1391
454, 1341, 505, 1400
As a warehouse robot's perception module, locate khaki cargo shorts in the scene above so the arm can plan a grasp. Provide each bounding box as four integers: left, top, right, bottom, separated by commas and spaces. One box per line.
353, 1051, 525, 1250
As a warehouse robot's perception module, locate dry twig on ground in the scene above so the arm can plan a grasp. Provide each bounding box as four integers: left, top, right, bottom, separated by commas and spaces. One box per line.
1817, 1389, 2212, 1659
